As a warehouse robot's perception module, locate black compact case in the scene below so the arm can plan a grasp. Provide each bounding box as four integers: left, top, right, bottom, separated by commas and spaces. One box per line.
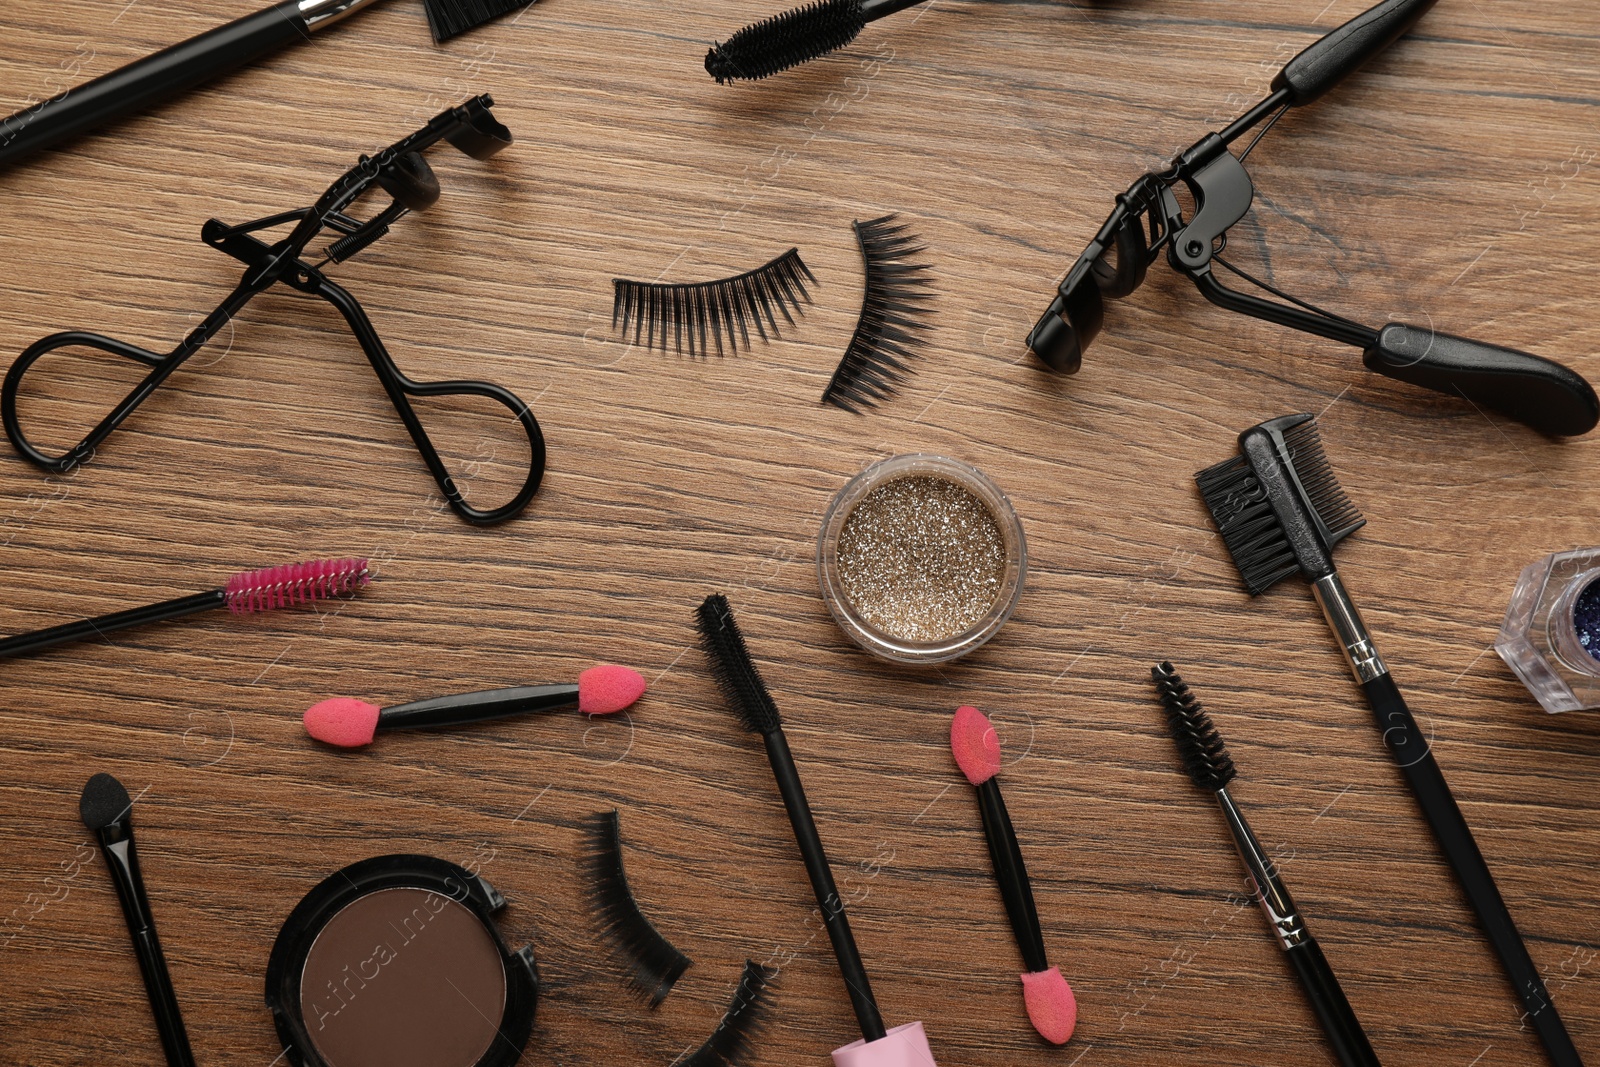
265, 854, 538, 1067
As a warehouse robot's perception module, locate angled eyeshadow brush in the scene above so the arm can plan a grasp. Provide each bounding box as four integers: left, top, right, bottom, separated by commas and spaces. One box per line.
1195, 413, 1578, 1067
694, 593, 941, 1066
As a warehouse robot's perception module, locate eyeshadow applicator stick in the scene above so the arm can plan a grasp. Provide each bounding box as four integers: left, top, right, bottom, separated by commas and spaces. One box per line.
79, 773, 196, 1067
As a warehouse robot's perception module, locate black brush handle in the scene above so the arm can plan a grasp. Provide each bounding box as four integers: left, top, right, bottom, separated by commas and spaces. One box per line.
763, 728, 887, 1043
1364, 325, 1599, 437
0, 590, 224, 660
977, 779, 1049, 974
1272, 0, 1437, 107
99, 838, 197, 1067
1285, 936, 1382, 1067
376, 684, 580, 731
860, 0, 930, 20
0, 1, 309, 168
1361, 673, 1580, 1067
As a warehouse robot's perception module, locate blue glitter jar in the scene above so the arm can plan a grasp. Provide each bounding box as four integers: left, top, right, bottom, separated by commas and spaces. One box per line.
1496, 551, 1600, 713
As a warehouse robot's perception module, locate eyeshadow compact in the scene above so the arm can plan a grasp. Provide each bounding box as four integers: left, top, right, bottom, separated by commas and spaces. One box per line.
265, 854, 539, 1067
817, 454, 1028, 665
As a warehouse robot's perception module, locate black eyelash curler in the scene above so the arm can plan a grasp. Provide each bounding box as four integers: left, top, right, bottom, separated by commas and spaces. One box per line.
1, 94, 546, 525
1026, 0, 1600, 438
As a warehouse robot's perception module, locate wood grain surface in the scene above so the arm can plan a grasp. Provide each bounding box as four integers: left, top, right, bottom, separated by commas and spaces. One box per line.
1, 1, 1598, 1064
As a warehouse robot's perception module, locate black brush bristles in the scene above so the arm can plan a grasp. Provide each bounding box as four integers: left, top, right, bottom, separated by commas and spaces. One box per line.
613, 249, 816, 358
581, 810, 693, 1006
706, 0, 868, 83
421, 0, 534, 42
1195, 413, 1365, 596
1150, 662, 1237, 793
822, 214, 935, 411
677, 961, 777, 1067
1195, 454, 1301, 595
694, 594, 782, 735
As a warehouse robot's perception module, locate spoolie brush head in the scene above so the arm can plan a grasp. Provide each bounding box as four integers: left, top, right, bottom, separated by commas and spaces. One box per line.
706, 0, 867, 83
694, 594, 782, 735
1151, 662, 1236, 793
224, 558, 371, 615
1195, 413, 1364, 595
79, 772, 133, 833
421, 0, 535, 43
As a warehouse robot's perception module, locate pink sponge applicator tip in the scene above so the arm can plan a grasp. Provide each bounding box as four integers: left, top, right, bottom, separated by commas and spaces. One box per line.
578, 664, 647, 715
1021, 967, 1077, 1045
951, 705, 1002, 786
304, 698, 382, 748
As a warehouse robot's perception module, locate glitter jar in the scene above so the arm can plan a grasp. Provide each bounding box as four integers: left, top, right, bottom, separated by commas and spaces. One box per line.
1496, 548, 1600, 713
817, 454, 1027, 665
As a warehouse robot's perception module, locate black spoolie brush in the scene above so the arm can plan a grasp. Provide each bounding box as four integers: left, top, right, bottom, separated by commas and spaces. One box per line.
1150, 663, 1380, 1067
1196, 413, 1579, 1067
694, 593, 941, 1064
706, 0, 929, 84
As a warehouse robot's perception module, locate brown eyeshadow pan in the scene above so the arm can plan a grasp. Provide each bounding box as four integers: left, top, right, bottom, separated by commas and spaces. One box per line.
299, 888, 506, 1067
266, 855, 538, 1067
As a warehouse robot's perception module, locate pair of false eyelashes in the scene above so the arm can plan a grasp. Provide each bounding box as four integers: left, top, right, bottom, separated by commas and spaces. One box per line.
582, 810, 774, 1067
612, 214, 933, 413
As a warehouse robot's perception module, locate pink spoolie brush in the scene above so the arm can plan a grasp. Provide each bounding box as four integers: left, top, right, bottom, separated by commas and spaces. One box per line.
304, 664, 647, 748
951, 704, 1077, 1045
0, 557, 370, 660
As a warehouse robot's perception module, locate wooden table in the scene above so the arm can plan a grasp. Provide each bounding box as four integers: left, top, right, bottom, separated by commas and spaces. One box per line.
1, 1, 1597, 1063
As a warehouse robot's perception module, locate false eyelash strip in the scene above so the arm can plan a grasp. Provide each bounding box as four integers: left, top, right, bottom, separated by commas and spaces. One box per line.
613, 248, 817, 357
581, 809, 693, 1006
676, 960, 777, 1067
822, 213, 935, 412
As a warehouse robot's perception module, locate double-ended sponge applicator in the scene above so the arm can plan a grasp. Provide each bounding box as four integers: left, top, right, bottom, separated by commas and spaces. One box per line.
304, 664, 646, 748
950, 705, 1077, 1045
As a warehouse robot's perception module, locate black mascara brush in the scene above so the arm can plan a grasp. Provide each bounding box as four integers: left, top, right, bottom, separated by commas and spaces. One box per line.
1151, 662, 1380, 1067
1195, 413, 1579, 1067
694, 593, 941, 1066
706, 0, 928, 84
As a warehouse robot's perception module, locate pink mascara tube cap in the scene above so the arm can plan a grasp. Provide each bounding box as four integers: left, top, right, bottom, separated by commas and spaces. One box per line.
832, 1022, 938, 1067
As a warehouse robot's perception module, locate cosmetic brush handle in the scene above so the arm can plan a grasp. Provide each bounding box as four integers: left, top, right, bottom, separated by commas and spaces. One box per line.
1285, 936, 1382, 1067
0, 0, 382, 168
860, 0, 930, 20
377, 684, 581, 730
0, 590, 224, 659
978, 782, 1049, 973
763, 729, 888, 1043
1361, 673, 1579, 1067
132, 926, 198, 1067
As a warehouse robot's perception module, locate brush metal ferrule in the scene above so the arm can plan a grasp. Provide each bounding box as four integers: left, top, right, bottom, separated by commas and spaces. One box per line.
1312, 573, 1387, 683
298, 0, 386, 31
1216, 787, 1307, 951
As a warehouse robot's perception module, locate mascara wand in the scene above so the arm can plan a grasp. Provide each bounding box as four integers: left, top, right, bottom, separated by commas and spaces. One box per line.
695, 593, 940, 1066
0, 558, 370, 661
1151, 662, 1380, 1067
1195, 414, 1580, 1067
706, 0, 928, 84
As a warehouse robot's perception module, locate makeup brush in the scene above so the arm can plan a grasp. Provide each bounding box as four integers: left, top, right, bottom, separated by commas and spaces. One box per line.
79, 773, 196, 1067
304, 664, 647, 748
0, 558, 370, 661
694, 593, 940, 1067
1150, 663, 1380, 1067
0, 0, 534, 169
949, 705, 1076, 1045
1196, 413, 1579, 1067
706, 0, 928, 84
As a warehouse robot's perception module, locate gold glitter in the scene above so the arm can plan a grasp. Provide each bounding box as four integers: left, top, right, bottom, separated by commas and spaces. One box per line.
835, 475, 1006, 642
